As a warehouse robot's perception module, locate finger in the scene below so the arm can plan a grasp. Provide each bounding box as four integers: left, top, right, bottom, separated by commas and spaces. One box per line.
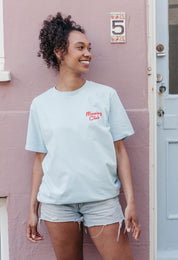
35, 232, 44, 240
28, 237, 37, 243
132, 218, 139, 226
133, 226, 141, 240
126, 218, 131, 232
28, 232, 42, 243
132, 219, 139, 231
36, 231, 43, 237
32, 229, 44, 241
31, 226, 37, 240
26, 226, 37, 243
136, 227, 141, 240
133, 227, 137, 239
134, 231, 139, 240
35, 237, 44, 241
131, 224, 135, 233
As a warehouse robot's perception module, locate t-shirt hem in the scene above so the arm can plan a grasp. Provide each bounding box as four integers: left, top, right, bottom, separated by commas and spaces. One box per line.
37, 192, 120, 205
112, 130, 134, 142
25, 146, 47, 153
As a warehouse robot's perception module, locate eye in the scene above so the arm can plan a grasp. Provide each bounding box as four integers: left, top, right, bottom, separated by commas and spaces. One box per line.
77, 46, 84, 50
88, 47, 92, 51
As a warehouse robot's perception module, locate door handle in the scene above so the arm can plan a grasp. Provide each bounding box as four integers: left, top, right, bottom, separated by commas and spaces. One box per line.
156, 44, 166, 57
157, 108, 165, 117
159, 85, 166, 93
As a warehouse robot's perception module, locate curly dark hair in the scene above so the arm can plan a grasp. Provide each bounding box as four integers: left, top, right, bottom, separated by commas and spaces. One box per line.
37, 12, 85, 71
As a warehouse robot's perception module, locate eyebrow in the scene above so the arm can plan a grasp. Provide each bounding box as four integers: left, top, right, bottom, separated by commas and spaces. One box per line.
74, 42, 91, 45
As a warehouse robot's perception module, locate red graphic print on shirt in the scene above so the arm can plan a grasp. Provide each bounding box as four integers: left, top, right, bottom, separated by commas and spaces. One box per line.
86, 111, 102, 121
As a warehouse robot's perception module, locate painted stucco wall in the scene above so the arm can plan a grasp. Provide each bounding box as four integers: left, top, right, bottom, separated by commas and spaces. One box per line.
0, 0, 149, 259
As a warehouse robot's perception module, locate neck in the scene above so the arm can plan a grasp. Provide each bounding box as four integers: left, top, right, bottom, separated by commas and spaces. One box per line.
56, 69, 85, 92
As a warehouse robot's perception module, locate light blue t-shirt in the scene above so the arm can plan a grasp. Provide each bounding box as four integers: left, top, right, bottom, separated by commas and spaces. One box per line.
25, 80, 134, 204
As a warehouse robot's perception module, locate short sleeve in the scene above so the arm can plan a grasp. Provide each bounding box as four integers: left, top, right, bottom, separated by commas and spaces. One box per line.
25, 102, 48, 153
109, 90, 134, 141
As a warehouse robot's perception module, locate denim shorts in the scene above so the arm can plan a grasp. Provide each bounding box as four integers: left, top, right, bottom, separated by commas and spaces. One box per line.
40, 196, 125, 240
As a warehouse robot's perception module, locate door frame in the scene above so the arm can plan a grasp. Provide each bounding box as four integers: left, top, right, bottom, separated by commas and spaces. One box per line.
147, 0, 157, 259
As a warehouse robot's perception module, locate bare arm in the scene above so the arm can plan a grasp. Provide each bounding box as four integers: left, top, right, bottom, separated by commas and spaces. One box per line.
114, 140, 141, 240
26, 152, 46, 243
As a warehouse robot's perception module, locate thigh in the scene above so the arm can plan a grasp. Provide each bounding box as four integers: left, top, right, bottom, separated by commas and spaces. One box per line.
45, 221, 83, 260
88, 222, 133, 260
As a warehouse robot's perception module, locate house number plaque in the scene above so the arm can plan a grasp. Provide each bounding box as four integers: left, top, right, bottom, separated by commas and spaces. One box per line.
110, 12, 126, 43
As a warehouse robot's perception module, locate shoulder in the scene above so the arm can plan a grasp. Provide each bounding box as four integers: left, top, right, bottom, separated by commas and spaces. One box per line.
87, 80, 117, 97
31, 87, 54, 108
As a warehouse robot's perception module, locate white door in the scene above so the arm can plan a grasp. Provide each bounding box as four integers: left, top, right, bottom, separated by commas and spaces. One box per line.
157, 0, 178, 259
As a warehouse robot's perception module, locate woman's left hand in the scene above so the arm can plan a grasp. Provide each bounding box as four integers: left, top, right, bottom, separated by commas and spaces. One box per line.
124, 203, 141, 241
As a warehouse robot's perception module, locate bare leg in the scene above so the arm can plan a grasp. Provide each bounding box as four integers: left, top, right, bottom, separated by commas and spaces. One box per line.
88, 222, 133, 260
45, 221, 83, 260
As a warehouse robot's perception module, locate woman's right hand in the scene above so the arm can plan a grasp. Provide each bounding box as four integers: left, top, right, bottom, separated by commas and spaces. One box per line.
26, 213, 44, 243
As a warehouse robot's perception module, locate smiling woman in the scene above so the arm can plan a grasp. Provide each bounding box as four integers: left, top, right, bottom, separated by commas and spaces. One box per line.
37, 13, 86, 71
25, 12, 140, 260
54, 31, 92, 79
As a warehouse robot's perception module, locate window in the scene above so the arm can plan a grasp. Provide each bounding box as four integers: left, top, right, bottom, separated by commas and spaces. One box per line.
169, 0, 178, 94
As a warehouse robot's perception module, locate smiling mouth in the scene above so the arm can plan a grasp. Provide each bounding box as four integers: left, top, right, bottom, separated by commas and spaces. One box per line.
80, 60, 90, 64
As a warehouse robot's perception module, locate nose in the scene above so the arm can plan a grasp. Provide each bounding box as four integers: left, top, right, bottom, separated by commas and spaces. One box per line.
84, 49, 92, 58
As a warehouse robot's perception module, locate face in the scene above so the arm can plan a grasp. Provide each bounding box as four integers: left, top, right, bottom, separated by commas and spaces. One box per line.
57, 31, 92, 74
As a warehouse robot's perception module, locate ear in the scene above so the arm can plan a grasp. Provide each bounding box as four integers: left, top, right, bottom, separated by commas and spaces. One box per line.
54, 49, 61, 60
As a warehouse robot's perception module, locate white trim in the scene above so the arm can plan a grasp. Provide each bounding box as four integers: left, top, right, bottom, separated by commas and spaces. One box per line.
146, 0, 157, 260
0, 198, 9, 260
0, 0, 11, 81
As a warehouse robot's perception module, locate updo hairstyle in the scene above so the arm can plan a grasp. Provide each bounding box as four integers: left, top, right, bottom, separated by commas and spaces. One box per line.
37, 12, 85, 71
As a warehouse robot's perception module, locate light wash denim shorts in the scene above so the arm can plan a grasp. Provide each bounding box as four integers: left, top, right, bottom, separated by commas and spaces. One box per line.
40, 196, 125, 240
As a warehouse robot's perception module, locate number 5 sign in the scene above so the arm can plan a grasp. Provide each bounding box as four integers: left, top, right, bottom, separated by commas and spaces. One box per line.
110, 12, 126, 43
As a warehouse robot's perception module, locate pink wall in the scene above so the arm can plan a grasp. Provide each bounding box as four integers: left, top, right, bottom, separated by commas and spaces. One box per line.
0, 0, 149, 259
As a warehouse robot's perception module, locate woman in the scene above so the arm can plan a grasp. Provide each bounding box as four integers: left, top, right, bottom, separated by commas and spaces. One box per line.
26, 12, 141, 260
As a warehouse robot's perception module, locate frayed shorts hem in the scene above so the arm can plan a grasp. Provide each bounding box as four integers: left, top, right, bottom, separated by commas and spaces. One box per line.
39, 196, 126, 241
40, 196, 124, 226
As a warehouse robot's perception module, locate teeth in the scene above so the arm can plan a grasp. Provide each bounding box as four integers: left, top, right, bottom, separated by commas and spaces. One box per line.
80, 61, 90, 64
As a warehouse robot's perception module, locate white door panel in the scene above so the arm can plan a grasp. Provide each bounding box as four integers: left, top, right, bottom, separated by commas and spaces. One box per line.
157, 0, 178, 259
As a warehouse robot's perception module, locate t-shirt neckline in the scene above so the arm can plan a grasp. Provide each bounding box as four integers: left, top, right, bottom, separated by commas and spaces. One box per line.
53, 80, 89, 96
